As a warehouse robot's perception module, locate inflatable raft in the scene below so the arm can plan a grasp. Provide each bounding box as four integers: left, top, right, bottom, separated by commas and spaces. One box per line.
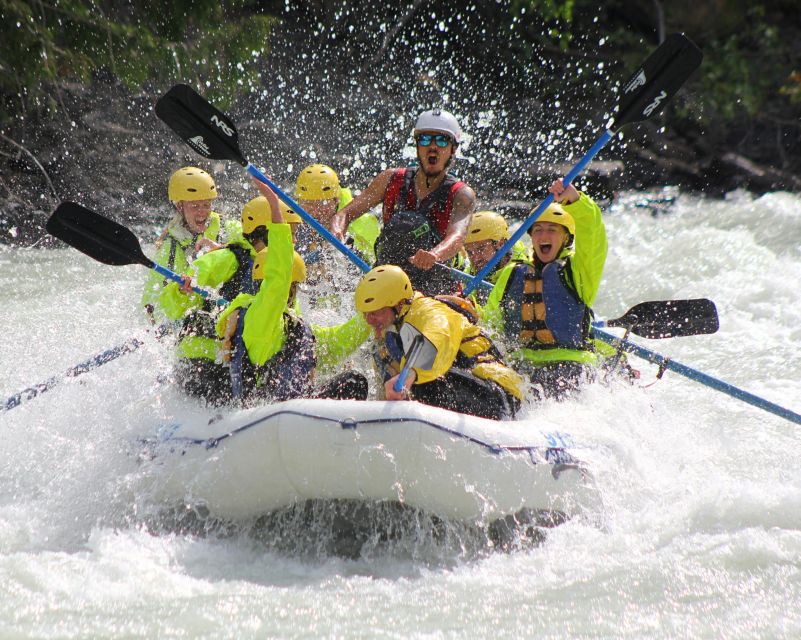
139, 398, 598, 525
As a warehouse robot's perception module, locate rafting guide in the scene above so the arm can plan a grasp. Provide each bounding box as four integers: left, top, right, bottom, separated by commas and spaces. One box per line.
332, 108, 476, 297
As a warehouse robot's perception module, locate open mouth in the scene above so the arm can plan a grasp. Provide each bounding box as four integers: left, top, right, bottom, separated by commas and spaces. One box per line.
537, 242, 554, 257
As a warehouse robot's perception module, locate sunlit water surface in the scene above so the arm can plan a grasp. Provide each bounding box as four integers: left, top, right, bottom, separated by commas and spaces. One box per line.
1, 190, 800, 638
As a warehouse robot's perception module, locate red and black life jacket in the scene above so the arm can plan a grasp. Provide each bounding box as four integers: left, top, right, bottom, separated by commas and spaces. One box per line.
381, 167, 465, 236
375, 167, 466, 296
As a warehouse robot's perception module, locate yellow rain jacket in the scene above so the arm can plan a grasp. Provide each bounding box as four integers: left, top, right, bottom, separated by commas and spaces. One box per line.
391, 293, 524, 400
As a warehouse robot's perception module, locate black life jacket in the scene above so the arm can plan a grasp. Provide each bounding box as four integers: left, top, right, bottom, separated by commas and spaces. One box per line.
218, 244, 257, 301
229, 312, 317, 403
375, 167, 465, 296
177, 243, 255, 346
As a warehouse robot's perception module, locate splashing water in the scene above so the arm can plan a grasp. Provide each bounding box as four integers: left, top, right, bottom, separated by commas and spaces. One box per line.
1, 190, 800, 638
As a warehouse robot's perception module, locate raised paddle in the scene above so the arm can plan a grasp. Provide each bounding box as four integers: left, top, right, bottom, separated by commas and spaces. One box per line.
592, 327, 801, 426
155, 84, 371, 274
46, 202, 226, 304
464, 33, 703, 296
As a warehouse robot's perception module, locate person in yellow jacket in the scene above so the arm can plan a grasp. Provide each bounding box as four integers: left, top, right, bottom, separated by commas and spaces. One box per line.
462, 210, 531, 305
157, 193, 281, 403
142, 167, 231, 323
355, 265, 524, 420
213, 179, 372, 405
482, 180, 609, 400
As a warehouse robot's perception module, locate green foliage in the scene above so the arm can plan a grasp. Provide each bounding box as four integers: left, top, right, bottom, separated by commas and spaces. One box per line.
679, 4, 788, 125
0, 0, 276, 123
511, 0, 574, 22
779, 72, 801, 105
510, 0, 575, 47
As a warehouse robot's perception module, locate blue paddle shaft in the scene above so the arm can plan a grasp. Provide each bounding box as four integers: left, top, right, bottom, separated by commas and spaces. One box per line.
593, 327, 801, 426
393, 335, 425, 393
438, 263, 492, 290
3, 337, 143, 412
464, 130, 614, 295
394, 366, 413, 393
150, 263, 226, 306
246, 163, 371, 273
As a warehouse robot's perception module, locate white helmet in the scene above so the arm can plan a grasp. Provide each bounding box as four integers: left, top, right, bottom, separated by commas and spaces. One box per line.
413, 109, 461, 145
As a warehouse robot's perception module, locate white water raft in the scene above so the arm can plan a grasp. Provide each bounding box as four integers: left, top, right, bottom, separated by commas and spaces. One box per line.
140, 398, 598, 524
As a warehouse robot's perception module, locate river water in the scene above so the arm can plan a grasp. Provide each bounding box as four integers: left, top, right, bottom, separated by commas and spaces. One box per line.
1, 189, 800, 638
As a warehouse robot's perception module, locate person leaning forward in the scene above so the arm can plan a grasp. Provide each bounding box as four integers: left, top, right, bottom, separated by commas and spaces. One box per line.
331, 109, 476, 297
355, 265, 524, 420
214, 179, 371, 406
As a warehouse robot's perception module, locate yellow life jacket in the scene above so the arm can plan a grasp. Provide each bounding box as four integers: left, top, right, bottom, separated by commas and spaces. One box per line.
379, 294, 524, 401
520, 263, 557, 346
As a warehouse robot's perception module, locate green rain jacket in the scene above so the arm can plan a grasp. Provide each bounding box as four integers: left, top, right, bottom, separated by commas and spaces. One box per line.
482, 192, 607, 366
215, 224, 371, 372
159, 234, 258, 361
141, 211, 222, 321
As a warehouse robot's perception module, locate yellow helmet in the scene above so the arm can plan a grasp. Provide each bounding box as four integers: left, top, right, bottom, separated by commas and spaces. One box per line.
244, 196, 303, 229
466, 211, 510, 243
252, 248, 306, 283
241, 196, 271, 234
355, 265, 413, 313
295, 164, 340, 201
532, 203, 576, 236
280, 202, 303, 224
291, 251, 307, 282
168, 167, 217, 202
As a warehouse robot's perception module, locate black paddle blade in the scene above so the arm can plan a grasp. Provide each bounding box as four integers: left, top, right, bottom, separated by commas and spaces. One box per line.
156, 84, 247, 165
46, 202, 152, 268
613, 33, 703, 130
606, 299, 719, 339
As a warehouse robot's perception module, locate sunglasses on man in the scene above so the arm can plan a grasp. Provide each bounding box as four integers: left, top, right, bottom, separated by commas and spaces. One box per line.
416, 133, 452, 148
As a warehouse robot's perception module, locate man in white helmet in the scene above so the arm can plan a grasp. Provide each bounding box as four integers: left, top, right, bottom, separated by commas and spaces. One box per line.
331, 108, 476, 296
